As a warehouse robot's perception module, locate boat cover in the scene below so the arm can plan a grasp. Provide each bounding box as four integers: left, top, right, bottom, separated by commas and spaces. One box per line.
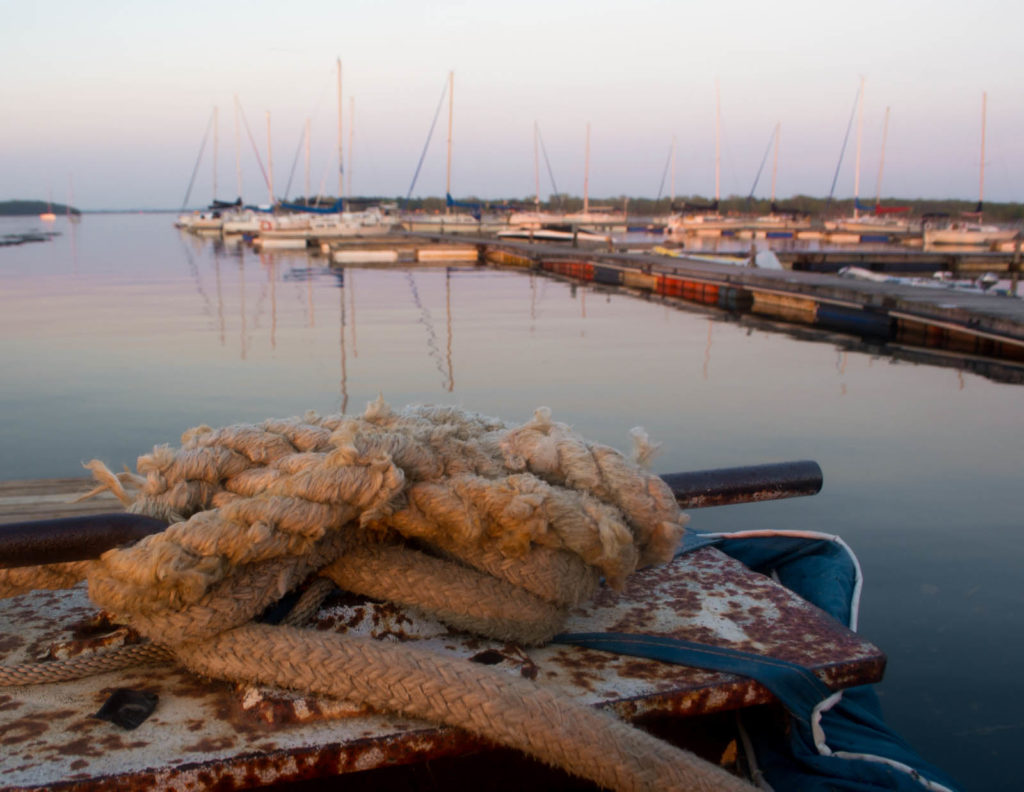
559, 529, 961, 792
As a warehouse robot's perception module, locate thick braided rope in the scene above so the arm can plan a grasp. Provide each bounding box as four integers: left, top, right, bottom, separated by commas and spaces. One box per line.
0, 643, 174, 686
0, 578, 333, 688
0, 561, 92, 600
178, 623, 754, 792
324, 543, 567, 645
0, 402, 758, 792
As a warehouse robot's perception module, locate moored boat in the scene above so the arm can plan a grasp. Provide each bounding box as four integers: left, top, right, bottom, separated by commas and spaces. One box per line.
924, 222, 1017, 247
497, 224, 611, 244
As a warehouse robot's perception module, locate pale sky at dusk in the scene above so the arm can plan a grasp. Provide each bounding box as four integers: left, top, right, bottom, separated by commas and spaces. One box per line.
3, 0, 1021, 209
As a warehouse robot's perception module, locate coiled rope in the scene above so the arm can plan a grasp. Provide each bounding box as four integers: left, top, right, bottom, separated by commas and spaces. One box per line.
0, 399, 755, 792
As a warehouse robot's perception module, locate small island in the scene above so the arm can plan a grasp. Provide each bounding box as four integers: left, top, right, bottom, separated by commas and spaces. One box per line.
0, 199, 81, 217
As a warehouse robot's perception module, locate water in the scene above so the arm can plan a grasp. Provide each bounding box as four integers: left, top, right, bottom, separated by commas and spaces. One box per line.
2, 213, 1022, 790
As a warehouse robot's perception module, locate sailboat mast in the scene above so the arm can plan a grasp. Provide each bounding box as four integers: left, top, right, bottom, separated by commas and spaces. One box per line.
305, 118, 311, 205
534, 121, 540, 209
446, 71, 454, 215
671, 135, 677, 204
714, 81, 721, 205
853, 77, 865, 218
348, 96, 354, 199
266, 111, 274, 205
213, 106, 219, 203
583, 122, 590, 215
979, 91, 987, 211
234, 96, 242, 201
771, 123, 780, 204
342, 60, 350, 205
874, 107, 890, 209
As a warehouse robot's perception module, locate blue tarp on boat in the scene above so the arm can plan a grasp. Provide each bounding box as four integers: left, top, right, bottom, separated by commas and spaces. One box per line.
558, 530, 962, 791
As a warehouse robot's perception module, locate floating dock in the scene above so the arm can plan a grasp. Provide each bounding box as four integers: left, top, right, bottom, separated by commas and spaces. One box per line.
397, 233, 1024, 368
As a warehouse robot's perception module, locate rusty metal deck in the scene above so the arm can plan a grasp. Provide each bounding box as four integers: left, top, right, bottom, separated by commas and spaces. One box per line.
0, 480, 884, 791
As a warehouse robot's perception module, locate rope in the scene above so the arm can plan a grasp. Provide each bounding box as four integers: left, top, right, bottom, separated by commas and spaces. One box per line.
0, 400, 757, 791
179, 623, 753, 792
0, 643, 173, 686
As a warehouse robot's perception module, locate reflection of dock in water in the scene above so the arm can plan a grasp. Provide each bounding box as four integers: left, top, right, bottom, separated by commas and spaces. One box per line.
182, 228, 1024, 387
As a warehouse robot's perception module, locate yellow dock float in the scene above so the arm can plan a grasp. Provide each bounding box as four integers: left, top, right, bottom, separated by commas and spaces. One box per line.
416, 246, 480, 262
750, 291, 819, 324
333, 249, 400, 264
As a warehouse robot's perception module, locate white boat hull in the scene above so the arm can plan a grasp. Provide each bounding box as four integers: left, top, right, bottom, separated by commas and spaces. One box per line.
925, 227, 1017, 246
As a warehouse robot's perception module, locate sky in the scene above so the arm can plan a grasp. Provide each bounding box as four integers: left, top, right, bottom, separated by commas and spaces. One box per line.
2, 0, 1022, 209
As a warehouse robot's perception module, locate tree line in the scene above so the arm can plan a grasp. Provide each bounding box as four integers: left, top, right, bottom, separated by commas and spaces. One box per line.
0, 200, 81, 216
325, 194, 1024, 222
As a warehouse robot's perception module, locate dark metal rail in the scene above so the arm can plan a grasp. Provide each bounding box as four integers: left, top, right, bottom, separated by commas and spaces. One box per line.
665, 459, 822, 509
0, 461, 822, 569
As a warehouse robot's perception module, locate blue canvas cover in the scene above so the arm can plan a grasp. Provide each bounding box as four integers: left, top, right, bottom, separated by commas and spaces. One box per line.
558, 530, 961, 791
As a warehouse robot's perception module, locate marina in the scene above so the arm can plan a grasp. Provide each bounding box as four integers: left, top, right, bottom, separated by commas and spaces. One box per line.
0, 213, 1022, 790
6, 0, 1024, 784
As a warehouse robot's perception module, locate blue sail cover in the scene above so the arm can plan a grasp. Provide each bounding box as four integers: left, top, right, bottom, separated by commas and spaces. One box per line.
278, 199, 345, 214
557, 530, 962, 791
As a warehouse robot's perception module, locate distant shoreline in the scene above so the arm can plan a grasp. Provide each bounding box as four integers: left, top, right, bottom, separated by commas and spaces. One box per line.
3, 196, 1023, 223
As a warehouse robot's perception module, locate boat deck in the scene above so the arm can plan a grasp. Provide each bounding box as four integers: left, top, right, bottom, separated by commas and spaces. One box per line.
0, 479, 884, 790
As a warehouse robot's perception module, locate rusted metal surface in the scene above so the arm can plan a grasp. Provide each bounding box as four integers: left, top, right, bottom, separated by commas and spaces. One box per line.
0, 463, 823, 568
0, 546, 884, 791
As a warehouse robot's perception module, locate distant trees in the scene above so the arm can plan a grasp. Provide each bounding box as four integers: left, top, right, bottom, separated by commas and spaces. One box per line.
0, 200, 81, 216
397, 193, 1024, 221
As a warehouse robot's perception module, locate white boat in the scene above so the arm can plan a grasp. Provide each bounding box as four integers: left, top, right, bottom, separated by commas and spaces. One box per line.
496, 224, 610, 244
925, 92, 1016, 247
924, 222, 1017, 246
402, 212, 485, 233
664, 212, 743, 239
309, 207, 396, 238
829, 89, 911, 236
252, 213, 313, 248
401, 72, 488, 234
505, 210, 625, 232
222, 209, 270, 235
664, 84, 745, 240
833, 217, 909, 235
190, 211, 224, 232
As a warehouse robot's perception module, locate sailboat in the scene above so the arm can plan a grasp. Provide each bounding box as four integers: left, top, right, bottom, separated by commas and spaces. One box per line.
835, 98, 911, 236
402, 72, 486, 235
743, 124, 810, 235
665, 82, 741, 240
503, 122, 622, 237
924, 92, 1016, 247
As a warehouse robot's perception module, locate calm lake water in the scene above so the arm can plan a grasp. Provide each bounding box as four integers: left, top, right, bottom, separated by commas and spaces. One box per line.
2, 213, 1022, 790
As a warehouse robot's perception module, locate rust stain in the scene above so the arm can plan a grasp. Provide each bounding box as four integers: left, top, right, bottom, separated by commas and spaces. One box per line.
181, 736, 238, 754
0, 718, 50, 746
